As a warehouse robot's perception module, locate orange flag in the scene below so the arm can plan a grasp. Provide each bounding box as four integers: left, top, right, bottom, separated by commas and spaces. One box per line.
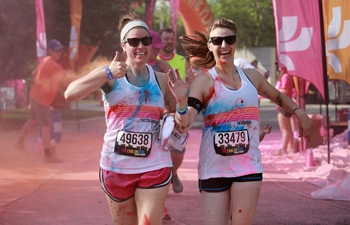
322, 0, 350, 84
69, 0, 82, 71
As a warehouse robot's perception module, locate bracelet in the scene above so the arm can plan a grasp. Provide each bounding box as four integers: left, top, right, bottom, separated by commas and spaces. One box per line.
292, 107, 301, 114
105, 66, 114, 80
176, 104, 188, 115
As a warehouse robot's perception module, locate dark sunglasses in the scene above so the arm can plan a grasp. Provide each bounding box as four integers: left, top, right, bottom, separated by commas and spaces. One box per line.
209, 35, 236, 45
123, 37, 153, 47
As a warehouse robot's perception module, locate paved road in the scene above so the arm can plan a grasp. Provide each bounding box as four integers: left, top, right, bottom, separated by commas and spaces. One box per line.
0, 100, 349, 225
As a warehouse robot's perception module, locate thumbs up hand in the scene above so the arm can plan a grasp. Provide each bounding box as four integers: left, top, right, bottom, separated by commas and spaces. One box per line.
107, 51, 128, 79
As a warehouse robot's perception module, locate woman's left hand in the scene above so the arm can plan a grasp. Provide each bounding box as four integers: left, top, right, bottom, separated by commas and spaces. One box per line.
297, 112, 314, 141
167, 69, 190, 102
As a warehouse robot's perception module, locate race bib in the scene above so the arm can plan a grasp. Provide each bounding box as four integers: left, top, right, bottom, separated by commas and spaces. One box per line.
114, 131, 152, 157
213, 129, 250, 156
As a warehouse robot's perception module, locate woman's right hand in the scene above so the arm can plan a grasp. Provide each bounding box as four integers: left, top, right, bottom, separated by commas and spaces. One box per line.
108, 51, 127, 79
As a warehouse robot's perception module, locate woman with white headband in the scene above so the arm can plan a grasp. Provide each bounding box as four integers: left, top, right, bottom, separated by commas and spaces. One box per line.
65, 13, 177, 225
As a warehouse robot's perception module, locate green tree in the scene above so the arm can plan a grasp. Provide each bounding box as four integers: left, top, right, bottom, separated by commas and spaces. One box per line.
208, 0, 276, 48
135, 1, 186, 55
0, 0, 145, 84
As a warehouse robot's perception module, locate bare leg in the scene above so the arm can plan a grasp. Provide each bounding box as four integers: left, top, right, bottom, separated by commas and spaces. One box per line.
41, 125, 52, 150
277, 113, 294, 152
230, 181, 261, 225
16, 120, 38, 151
105, 195, 137, 225
171, 150, 184, 193
19, 120, 38, 140
201, 190, 231, 225
135, 183, 170, 225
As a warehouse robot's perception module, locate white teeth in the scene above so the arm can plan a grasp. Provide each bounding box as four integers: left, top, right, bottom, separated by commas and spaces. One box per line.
136, 52, 146, 55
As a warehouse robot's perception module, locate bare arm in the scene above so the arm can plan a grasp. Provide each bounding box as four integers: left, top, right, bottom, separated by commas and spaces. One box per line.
168, 69, 210, 133
154, 71, 176, 114
65, 52, 127, 102
245, 69, 313, 139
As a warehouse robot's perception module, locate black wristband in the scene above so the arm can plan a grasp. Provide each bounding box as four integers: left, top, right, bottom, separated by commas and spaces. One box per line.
292, 107, 301, 114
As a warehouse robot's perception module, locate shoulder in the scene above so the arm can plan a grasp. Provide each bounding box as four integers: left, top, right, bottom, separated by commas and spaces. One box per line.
192, 71, 213, 87
154, 70, 168, 84
175, 53, 187, 62
242, 68, 262, 80
156, 59, 172, 72
242, 68, 266, 88
280, 73, 293, 82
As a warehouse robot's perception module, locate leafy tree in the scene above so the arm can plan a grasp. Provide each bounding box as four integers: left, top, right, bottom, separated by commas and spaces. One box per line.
0, 0, 145, 84
207, 0, 276, 48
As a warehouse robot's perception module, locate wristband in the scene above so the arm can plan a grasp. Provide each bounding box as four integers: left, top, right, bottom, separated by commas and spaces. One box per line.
105, 66, 114, 80
176, 104, 188, 115
292, 107, 301, 114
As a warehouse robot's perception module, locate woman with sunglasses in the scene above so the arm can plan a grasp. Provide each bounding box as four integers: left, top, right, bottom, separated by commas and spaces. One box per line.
167, 17, 314, 225
65, 13, 176, 225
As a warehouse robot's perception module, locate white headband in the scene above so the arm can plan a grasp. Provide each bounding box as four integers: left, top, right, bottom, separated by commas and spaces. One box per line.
120, 21, 150, 41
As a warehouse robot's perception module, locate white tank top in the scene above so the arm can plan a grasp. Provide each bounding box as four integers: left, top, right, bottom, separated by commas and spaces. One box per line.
198, 66, 263, 179
100, 65, 172, 174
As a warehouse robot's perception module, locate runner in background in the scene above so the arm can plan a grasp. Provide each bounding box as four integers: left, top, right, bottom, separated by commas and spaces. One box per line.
158, 27, 194, 194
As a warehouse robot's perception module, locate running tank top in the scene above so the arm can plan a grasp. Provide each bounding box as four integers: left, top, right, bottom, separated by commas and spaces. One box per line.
198, 67, 263, 179
100, 65, 172, 174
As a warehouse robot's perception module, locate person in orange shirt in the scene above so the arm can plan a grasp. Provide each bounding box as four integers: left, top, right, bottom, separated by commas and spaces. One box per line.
16, 39, 74, 163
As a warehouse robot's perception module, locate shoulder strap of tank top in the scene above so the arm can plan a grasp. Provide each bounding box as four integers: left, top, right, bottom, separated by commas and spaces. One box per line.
236, 66, 257, 90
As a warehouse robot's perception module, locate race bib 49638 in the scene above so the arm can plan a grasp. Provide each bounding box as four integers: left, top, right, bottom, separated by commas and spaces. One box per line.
114, 131, 152, 157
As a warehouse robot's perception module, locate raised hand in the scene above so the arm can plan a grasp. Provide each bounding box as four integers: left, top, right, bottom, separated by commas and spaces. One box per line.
108, 51, 128, 79
167, 69, 190, 102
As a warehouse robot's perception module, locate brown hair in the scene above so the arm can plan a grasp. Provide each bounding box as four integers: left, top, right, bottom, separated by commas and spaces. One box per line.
180, 17, 237, 69
159, 28, 175, 36
118, 12, 141, 31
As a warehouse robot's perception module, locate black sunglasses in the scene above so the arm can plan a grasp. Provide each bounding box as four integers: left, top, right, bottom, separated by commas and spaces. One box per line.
123, 37, 153, 47
209, 35, 236, 45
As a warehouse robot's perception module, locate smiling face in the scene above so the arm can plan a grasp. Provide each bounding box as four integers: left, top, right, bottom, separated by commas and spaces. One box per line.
160, 31, 175, 54
207, 27, 237, 66
122, 27, 151, 65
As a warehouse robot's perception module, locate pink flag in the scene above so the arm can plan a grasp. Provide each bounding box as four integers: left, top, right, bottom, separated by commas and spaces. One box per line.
145, 0, 156, 28
273, 0, 325, 99
170, 0, 180, 43
35, 0, 46, 63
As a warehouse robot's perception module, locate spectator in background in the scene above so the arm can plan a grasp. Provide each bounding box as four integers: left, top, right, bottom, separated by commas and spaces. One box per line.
158, 27, 194, 193
251, 59, 258, 68
147, 30, 172, 74
234, 57, 254, 69
273, 67, 295, 155
15, 39, 75, 163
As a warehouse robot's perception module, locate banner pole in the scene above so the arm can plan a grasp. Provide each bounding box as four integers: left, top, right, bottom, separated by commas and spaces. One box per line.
318, 0, 331, 164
